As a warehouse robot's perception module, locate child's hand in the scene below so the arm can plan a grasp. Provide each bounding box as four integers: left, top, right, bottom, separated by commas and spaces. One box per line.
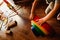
36, 18, 45, 25
29, 13, 34, 20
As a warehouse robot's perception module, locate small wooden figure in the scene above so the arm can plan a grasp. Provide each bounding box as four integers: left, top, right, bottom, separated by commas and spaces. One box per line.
1, 21, 17, 34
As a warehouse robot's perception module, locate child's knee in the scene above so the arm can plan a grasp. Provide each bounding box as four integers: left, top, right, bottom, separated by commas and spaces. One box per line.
57, 13, 60, 20
46, 0, 54, 4
45, 2, 54, 14
45, 6, 51, 14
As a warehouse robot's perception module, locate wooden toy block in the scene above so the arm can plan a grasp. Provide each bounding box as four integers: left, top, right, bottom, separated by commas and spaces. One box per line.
4, 0, 18, 14
6, 21, 17, 30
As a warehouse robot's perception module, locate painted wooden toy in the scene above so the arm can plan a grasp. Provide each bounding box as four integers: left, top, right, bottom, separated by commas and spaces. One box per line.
31, 16, 55, 36
4, 0, 18, 15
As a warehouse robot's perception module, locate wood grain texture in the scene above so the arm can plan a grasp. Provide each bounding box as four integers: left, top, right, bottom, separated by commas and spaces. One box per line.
0, 0, 60, 40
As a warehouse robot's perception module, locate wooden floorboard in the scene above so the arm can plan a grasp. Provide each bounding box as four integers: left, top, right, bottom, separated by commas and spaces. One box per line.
0, 0, 60, 40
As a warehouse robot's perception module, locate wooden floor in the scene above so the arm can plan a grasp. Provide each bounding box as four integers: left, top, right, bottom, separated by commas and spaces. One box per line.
0, 1, 60, 40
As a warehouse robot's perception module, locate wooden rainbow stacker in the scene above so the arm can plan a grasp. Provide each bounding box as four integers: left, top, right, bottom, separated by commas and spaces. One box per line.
31, 16, 55, 36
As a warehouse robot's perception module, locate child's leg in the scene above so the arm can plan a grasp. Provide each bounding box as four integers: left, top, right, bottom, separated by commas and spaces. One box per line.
45, 2, 54, 14
57, 13, 60, 20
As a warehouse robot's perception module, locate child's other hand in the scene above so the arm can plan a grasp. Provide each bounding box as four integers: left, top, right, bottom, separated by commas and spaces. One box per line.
29, 13, 34, 20
36, 18, 45, 25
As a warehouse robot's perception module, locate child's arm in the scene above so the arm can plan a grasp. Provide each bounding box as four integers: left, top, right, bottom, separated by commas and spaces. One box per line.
29, 0, 39, 20
38, 0, 60, 25
44, 0, 60, 21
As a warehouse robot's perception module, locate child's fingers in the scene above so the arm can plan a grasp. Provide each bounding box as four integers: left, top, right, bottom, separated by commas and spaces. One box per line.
36, 19, 44, 25
35, 19, 39, 22
36, 19, 41, 25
